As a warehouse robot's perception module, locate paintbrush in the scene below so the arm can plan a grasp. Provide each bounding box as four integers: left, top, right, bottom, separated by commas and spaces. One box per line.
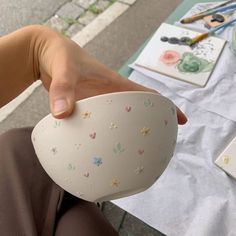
189, 17, 236, 46
181, 0, 236, 24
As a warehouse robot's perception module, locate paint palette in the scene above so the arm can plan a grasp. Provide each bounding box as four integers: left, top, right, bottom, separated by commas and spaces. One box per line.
135, 23, 226, 87
32, 91, 178, 202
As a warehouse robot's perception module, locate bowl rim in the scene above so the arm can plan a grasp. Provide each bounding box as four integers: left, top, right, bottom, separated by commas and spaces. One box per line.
32, 91, 175, 136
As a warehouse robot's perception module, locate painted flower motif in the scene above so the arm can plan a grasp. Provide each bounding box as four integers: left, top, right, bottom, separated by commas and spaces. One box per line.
138, 149, 144, 155
223, 155, 231, 164
177, 52, 214, 73
160, 50, 181, 65
144, 99, 154, 107
89, 132, 96, 139
110, 179, 120, 187
81, 111, 91, 119
53, 120, 61, 128
113, 142, 125, 155
93, 157, 103, 166
109, 122, 118, 129
140, 127, 150, 136
51, 147, 58, 155
134, 166, 144, 175
75, 143, 82, 150
125, 106, 132, 112
171, 107, 176, 116
106, 99, 112, 104
75, 191, 85, 198
84, 172, 90, 178
68, 163, 76, 170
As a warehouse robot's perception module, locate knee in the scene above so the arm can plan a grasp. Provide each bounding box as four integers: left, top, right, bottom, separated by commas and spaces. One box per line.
0, 128, 35, 163
0, 128, 33, 148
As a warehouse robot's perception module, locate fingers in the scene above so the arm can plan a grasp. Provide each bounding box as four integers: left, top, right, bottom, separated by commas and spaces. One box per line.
49, 78, 76, 119
176, 107, 188, 125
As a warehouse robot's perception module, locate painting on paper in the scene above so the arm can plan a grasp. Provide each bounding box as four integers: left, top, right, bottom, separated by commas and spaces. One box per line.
135, 23, 226, 87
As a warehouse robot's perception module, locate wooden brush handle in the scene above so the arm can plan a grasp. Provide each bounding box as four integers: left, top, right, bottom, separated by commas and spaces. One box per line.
181, 13, 205, 24
192, 32, 209, 43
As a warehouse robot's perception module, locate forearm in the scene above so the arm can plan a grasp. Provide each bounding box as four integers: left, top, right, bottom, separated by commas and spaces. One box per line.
0, 25, 64, 107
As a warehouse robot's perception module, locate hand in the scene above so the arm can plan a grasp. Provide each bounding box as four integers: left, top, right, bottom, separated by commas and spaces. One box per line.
35, 26, 187, 124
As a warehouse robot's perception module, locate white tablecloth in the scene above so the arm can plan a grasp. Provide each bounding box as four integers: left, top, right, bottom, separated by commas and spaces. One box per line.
112, 3, 236, 236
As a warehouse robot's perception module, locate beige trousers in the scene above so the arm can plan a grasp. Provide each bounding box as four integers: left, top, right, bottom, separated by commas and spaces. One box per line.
0, 128, 118, 236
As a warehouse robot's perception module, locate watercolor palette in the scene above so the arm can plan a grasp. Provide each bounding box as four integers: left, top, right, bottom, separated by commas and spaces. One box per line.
135, 23, 226, 87
31, 92, 178, 202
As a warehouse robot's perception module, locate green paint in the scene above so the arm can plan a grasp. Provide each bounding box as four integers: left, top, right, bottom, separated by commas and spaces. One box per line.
177, 52, 214, 74
113, 142, 125, 155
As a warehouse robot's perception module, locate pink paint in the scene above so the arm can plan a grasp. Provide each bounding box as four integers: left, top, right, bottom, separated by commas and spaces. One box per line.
125, 106, 132, 112
160, 50, 180, 65
84, 172, 89, 177
89, 132, 96, 139
138, 149, 144, 155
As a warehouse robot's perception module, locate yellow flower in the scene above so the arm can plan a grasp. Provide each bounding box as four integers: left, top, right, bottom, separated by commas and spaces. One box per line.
140, 127, 150, 136
110, 179, 120, 187
81, 111, 91, 119
223, 155, 231, 164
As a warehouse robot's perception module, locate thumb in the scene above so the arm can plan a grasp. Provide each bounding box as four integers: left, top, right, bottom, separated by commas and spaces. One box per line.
49, 79, 76, 119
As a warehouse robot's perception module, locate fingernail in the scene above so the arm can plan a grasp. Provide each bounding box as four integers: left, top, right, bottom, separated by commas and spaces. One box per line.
53, 99, 68, 115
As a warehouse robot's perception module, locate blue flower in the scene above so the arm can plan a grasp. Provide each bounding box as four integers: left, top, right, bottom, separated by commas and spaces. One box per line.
93, 157, 103, 167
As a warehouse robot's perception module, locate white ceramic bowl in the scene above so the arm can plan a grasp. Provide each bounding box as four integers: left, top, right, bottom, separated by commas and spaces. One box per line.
32, 91, 178, 202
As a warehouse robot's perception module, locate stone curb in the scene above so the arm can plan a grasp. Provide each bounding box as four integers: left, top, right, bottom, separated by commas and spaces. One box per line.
0, 0, 137, 122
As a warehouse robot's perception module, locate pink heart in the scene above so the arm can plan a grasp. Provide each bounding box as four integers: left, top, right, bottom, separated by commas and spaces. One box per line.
138, 149, 144, 155
84, 172, 89, 177
89, 132, 96, 139
125, 106, 131, 112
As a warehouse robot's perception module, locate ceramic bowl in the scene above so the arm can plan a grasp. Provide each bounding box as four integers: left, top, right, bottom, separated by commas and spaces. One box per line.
32, 91, 178, 202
